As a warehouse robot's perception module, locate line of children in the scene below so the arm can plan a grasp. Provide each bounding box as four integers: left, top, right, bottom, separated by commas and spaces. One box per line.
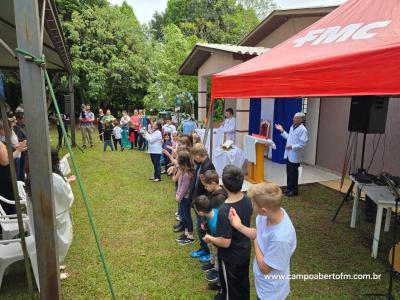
204, 165, 253, 299
199, 166, 297, 300
229, 182, 297, 300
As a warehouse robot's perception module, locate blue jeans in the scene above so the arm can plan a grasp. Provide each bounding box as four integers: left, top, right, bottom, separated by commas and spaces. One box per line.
15, 157, 21, 180
150, 153, 161, 179
103, 140, 114, 151
180, 197, 193, 232
196, 213, 209, 253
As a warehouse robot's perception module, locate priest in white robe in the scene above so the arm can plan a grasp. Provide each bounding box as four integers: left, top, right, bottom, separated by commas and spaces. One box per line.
215, 107, 236, 144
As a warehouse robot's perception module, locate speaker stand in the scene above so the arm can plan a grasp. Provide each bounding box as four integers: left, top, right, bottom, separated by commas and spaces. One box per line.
332, 133, 367, 222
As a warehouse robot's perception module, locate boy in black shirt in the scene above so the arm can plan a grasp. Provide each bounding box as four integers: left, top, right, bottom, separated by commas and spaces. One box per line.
190, 143, 215, 261
204, 165, 252, 300
201, 170, 228, 209
103, 121, 114, 151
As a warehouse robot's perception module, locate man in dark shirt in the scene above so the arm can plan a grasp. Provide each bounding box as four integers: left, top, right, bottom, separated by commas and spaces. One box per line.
204, 165, 252, 300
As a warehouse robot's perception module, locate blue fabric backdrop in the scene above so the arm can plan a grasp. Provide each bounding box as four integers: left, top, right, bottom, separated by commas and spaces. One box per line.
272, 98, 302, 164
248, 98, 261, 135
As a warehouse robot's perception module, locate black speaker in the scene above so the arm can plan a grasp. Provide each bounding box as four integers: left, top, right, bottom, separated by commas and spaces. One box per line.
348, 96, 389, 134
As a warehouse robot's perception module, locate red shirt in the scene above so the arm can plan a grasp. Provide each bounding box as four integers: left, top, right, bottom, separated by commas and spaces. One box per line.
130, 115, 140, 130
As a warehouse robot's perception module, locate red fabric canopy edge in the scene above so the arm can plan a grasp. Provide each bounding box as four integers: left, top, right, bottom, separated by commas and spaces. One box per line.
210, 0, 400, 102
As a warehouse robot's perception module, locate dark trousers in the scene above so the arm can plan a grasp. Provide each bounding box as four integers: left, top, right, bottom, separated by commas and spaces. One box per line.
286, 160, 300, 193
98, 125, 103, 141
195, 213, 209, 253
150, 153, 161, 179
103, 140, 114, 151
112, 137, 122, 150
219, 259, 250, 300
179, 197, 193, 232
18, 153, 26, 181
57, 125, 68, 147
15, 157, 21, 180
138, 135, 147, 150
134, 130, 139, 148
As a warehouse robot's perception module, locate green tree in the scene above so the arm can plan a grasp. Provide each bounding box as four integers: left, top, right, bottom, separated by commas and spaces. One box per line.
237, 0, 278, 20
60, 3, 151, 110
151, 0, 259, 44
149, 11, 166, 42
144, 25, 198, 112
55, 0, 108, 21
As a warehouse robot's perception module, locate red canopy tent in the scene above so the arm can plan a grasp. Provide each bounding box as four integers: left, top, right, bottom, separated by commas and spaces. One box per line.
211, 0, 400, 101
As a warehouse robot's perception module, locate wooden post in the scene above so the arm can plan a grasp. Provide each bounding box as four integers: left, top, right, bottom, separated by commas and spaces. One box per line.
13, 0, 61, 298
69, 75, 75, 146
254, 143, 266, 182
209, 101, 214, 162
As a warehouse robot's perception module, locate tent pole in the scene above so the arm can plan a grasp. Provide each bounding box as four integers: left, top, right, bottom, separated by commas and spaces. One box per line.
0, 37, 17, 59
68, 75, 75, 147
14, 0, 61, 298
209, 100, 214, 162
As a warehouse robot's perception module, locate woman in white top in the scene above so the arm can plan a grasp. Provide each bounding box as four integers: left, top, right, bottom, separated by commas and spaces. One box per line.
145, 121, 163, 182
51, 149, 75, 279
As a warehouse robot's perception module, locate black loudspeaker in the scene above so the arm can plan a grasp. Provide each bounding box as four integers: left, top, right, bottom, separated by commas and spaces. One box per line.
348, 96, 389, 134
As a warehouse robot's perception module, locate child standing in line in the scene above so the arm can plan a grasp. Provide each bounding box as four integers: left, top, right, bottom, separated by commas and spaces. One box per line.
203, 164, 252, 300
171, 131, 178, 150
112, 120, 123, 151
161, 132, 172, 174
192, 195, 222, 285
174, 150, 195, 245
202, 170, 228, 209
200, 170, 228, 285
229, 182, 297, 300
103, 121, 114, 152
190, 143, 215, 262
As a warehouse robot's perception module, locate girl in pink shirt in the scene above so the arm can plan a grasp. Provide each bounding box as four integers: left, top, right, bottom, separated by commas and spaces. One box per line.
175, 151, 195, 245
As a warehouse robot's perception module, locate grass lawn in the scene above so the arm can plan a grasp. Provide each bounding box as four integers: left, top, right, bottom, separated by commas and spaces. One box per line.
1, 133, 399, 299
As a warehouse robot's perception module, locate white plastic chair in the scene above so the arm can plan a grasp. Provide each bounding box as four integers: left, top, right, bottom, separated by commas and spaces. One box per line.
0, 196, 39, 291
0, 181, 30, 240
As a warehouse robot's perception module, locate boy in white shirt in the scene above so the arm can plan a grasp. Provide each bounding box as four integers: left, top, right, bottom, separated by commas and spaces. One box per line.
229, 182, 297, 300
112, 120, 123, 151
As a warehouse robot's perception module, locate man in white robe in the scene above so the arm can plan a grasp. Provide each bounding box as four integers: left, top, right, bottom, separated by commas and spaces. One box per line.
216, 108, 236, 144
275, 112, 308, 197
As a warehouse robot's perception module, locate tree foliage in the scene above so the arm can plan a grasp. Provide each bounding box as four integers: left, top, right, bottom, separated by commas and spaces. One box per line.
237, 0, 278, 20
4, 0, 275, 115
60, 2, 151, 110
151, 0, 259, 44
143, 25, 198, 112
